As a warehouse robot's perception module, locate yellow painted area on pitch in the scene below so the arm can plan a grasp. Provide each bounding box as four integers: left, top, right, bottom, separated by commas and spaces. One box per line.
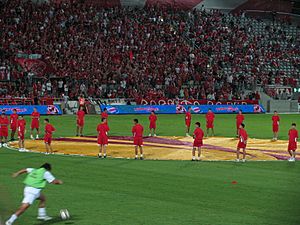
9, 137, 290, 160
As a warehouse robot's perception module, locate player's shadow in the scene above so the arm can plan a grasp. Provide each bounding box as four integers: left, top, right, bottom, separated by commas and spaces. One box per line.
34, 215, 78, 224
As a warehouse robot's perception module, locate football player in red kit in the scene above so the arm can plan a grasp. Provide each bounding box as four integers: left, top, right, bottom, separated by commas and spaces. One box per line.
0, 111, 9, 147
287, 123, 298, 162
17, 115, 27, 152
30, 107, 40, 140
10, 109, 18, 141
148, 111, 157, 137
236, 123, 248, 162
192, 122, 204, 161
185, 107, 192, 137
101, 108, 108, 121
205, 109, 215, 137
132, 119, 144, 160
97, 118, 110, 158
76, 106, 85, 137
272, 111, 280, 141
236, 110, 245, 137
44, 119, 56, 154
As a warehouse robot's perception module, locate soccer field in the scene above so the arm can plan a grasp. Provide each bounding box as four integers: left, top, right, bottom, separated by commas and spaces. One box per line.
1, 114, 300, 225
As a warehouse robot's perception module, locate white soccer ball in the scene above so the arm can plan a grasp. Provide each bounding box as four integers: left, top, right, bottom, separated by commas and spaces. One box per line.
60, 209, 70, 220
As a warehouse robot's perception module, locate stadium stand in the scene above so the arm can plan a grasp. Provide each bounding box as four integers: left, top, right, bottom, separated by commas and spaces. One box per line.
0, 0, 299, 102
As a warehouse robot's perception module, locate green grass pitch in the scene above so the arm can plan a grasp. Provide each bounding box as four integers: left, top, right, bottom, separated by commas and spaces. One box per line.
0, 114, 300, 225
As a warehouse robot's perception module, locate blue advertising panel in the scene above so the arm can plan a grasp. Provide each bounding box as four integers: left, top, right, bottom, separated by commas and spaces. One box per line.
0, 105, 62, 115
100, 104, 265, 115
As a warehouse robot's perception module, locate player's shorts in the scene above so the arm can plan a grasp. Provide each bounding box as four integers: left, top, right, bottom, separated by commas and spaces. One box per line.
237, 142, 247, 149
272, 125, 279, 132
31, 121, 39, 129
0, 128, 8, 137
149, 123, 156, 129
11, 124, 17, 131
18, 131, 25, 140
185, 120, 191, 127
193, 140, 203, 147
206, 121, 214, 129
44, 134, 52, 144
288, 142, 297, 151
236, 123, 242, 129
97, 136, 108, 145
134, 137, 143, 146
22, 186, 41, 205
77, 119, 84, 127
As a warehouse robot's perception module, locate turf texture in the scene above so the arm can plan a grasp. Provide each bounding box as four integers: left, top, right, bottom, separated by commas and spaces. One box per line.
0, 114, 300, 225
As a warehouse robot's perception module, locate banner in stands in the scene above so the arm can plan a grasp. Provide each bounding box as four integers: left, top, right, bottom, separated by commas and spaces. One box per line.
100, 104, 265, 114
0, 105, 62, 115
137, 99, 259, 105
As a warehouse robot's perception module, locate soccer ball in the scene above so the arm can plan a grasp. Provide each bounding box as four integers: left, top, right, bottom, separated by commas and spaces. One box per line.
60, 209, 70, 220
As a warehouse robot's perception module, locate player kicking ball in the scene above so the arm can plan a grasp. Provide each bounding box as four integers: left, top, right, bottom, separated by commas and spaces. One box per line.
287, 123, 298, 162
236, 123, 248, 162
97, 118, 110, 158
17, 115, 27, 152
5, 163, 63, 225
132, 119, 144, 160
44, 119, 56, 155
192, 122, 204, 161
148, 110, 157, 136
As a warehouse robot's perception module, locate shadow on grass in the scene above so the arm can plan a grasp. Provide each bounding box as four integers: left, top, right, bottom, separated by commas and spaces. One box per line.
34, 215, 79, 225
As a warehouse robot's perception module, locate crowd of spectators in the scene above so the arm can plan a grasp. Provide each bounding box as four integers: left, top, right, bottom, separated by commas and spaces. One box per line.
0, 0, 299, 101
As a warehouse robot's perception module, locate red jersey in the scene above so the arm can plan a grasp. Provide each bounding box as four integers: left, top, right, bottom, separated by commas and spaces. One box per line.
272, 115, 280, 125
149, 114, 157, 123
132, 124, 144, 138
101, 112, 108, 119
193, 127, 204, 141
288, 129, 298, 143
10, 113, 18, 125
236, 114, 245, 124
0, 116, 9, 128
45, 124, 56, 135
77, 110, 85, 120
206, 112, 215, 122
31, 112, 40, 122
17, 119, 26, 132
97, 123, 110, 137
185, 112, 191, 121
239, 128, 248, 143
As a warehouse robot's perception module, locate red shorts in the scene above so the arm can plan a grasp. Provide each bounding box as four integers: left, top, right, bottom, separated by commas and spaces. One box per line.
236, 123, 242, 129
0, 128, 8, 137
77, 119, 84, 127
237, 142, 247, 149
185, 120, 191, 127
288, 142, 297, 151
44, 134, 52, 144
206, 121, 214, 129
31, 121, 39, 129
18, 131, 25, 140
149, 123, 156, 129
97, 136, 108, 145
11, 124, 17, 132
193, 140, 203, 147
272, 125, 279, 132
134, 137, 143, 146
